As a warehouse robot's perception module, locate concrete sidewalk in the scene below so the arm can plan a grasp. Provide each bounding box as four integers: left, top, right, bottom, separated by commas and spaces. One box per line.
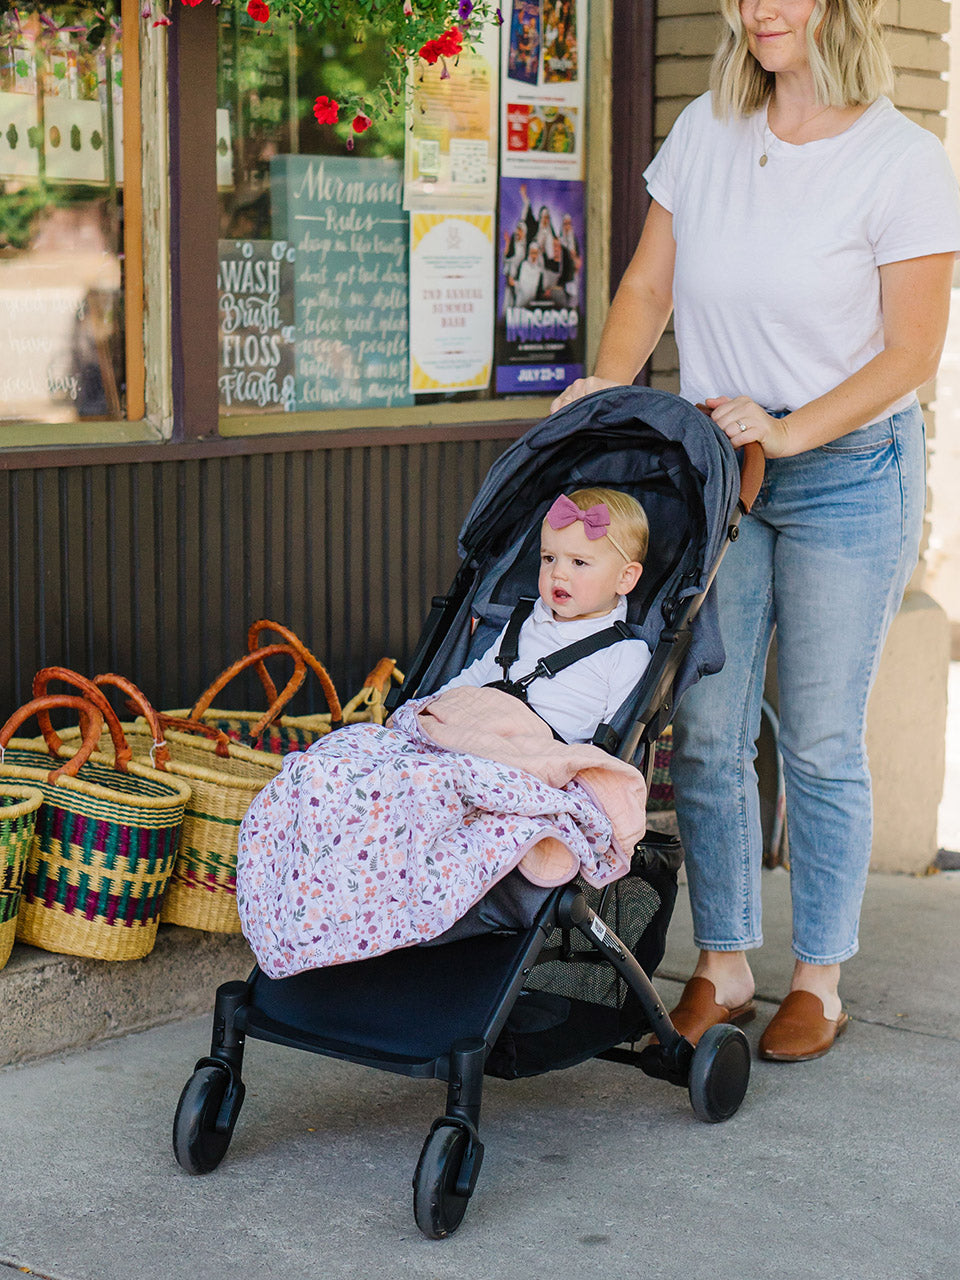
1, 867, 957, 1280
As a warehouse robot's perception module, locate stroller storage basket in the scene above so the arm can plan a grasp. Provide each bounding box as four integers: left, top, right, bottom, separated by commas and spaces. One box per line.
487, 830, 681, 1079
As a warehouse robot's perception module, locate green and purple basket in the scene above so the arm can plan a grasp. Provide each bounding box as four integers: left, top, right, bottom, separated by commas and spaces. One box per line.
0, 785, 44, 970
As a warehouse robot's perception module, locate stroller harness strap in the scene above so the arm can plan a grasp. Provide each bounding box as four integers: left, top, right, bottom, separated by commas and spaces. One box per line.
486, 597, 634, 714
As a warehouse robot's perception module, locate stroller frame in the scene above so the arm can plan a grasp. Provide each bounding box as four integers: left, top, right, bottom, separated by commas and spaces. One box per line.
172, 392, 765, 1238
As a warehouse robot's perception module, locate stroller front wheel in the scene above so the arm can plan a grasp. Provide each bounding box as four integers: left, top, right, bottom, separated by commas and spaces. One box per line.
688, 1023, 751, 1123
173, 1063, 243, 1174
412, 1120, 482, 1238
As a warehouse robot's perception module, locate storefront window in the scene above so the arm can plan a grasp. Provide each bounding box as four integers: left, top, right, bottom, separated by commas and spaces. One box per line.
0, 1, 128, 424
216, 1, 589, 420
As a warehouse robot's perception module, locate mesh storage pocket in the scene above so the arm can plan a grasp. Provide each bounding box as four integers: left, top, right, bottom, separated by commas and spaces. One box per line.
485, 833, 681, 1079
524, 868, 662, 1010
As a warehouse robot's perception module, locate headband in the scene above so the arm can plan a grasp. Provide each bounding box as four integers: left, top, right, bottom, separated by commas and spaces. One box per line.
545, 494, 631, 562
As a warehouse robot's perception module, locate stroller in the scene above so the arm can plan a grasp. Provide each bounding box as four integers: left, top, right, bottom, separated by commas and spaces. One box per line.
172, 386, 764, 1237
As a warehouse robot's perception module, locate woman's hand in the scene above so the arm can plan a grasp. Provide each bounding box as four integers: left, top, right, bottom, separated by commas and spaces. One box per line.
550, 376, 625, 415
705, 396, 792, 457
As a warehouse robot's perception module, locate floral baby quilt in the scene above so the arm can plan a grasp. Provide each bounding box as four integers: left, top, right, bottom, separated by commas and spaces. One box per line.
236, 686, 646, 977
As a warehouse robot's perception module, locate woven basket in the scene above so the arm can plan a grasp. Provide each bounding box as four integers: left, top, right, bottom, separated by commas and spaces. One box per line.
0, 785, 44, 970
166, 637, 336, 757
60, 673, 284, 934
647, 725, 675, 812
339, 657, 405, 727
1, 688, 190, 962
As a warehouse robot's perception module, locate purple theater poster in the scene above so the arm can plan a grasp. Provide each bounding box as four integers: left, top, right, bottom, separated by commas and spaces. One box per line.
506, 0, 542, 85
495, 175, 585, 394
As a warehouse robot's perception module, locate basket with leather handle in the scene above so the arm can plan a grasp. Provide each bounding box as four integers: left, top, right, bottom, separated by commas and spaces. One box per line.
59, 671, 285, 935
340, 657, 406, 727
1, 685, 190, 961
166, 638, 334, 756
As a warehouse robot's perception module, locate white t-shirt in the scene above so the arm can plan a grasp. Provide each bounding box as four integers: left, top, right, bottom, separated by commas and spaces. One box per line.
644, 93, 960, 423
437, 597, 651, 744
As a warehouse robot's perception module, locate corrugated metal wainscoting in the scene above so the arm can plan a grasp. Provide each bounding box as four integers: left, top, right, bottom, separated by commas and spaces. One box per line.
0, 435, 514, 717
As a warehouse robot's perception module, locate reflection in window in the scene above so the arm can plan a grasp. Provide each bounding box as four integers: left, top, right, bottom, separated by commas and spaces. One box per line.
0, 2, 126, 423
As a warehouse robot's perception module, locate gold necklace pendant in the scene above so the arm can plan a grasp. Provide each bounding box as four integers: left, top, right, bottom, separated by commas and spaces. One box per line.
759, 153, 768, 167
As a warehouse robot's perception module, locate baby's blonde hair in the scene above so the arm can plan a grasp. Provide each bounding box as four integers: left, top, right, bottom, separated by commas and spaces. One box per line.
566, 487, 649, 564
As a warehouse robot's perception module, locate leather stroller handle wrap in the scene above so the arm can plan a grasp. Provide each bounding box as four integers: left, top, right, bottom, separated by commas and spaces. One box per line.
31, 667, 132, 771
156, 713, 234, 758
190, 643, 309, 741
93, 673, 171, 770
738, 442, 765, 514
694, 404, 765, 515
247, 619, 344, 724
0, 695, 105, 783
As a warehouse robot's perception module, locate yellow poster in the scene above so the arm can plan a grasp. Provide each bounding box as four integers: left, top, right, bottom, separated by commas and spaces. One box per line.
409, 212, 494, 393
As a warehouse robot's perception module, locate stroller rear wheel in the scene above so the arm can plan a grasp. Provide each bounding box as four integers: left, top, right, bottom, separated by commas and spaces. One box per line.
412, 1120, 483, 1238
688, 1023, 751, 1123
173, 1062, 243, 1174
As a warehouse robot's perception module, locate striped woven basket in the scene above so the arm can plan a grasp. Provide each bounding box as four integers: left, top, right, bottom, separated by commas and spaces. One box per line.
1, 689, 190, 962
58, 673, 284, 934
646, 725, 675, 812
165, 635, 336, 757
0, 785, 43, 970
339, 657, 405, 727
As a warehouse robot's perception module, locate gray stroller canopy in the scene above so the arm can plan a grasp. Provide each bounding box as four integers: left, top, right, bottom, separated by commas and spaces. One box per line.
415, 386, 743, 719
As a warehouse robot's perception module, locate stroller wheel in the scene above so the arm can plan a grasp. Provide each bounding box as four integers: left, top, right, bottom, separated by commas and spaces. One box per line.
173, 1063, 243, 1174
688, 1023, 751, 1123
412, 1121, 481, 1239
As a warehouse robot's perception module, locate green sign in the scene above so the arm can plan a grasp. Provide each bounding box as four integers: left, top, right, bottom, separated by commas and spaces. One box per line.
270, 154, 413, 411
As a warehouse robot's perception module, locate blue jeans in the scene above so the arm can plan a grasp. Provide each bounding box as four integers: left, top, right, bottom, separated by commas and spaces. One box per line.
671, 403, 925, 964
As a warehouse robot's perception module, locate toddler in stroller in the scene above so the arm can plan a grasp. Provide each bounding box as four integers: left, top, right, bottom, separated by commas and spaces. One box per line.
235, 485, 653, 967
172, 386, 763, 1238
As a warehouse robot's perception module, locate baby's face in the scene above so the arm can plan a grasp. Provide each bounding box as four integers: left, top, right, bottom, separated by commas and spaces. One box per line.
539, 518, 631, 621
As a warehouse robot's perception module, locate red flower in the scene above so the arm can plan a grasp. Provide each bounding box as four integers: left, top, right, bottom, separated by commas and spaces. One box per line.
352, 113, 372, 134
152, 13, 171, 24
419, 25, 462, 64
246, 0, 269, 21
439, 25, 463, 56
180, 0, 205, 7
418, 37, 441, 64
313, 94, 340, 125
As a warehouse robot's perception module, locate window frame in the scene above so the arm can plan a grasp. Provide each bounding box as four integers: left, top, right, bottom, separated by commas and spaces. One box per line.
0, 0, 655, 459
0, 0, 154, 448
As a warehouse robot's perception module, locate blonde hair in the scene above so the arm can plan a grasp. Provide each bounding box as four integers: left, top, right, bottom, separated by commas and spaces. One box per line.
710, 0, 893, 118
566, 488, 649, 564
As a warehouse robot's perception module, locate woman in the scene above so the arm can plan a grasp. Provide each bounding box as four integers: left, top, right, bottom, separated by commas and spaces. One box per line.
551, 0, 960, 1060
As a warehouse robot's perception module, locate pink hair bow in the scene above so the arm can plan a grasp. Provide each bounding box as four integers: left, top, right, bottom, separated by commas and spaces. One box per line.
546, 494, 611, 539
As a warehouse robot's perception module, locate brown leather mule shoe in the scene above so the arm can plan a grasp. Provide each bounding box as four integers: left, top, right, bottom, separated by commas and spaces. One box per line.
758, 990, 849, 1062
665, 975, 757, 1047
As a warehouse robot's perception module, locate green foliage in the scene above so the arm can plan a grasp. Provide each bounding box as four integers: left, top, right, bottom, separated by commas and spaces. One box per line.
0, 185, 51, 251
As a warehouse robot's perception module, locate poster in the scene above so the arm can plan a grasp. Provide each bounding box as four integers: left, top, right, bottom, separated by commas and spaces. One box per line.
403, 21, 499, 212
270, 154, 413, 410
500, 0, 586, 181
494, 176, 584, 394
217, 239, 296, 413
409, 213, 494, 393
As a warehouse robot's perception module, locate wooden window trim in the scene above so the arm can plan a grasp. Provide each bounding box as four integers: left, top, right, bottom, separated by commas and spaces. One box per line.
122, 0, 145, 421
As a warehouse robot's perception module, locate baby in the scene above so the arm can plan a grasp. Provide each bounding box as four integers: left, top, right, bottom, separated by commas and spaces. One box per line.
439, 487, 652, 743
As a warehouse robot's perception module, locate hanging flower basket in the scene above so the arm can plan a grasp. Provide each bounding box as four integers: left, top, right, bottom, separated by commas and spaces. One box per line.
145, 0, 503, 130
